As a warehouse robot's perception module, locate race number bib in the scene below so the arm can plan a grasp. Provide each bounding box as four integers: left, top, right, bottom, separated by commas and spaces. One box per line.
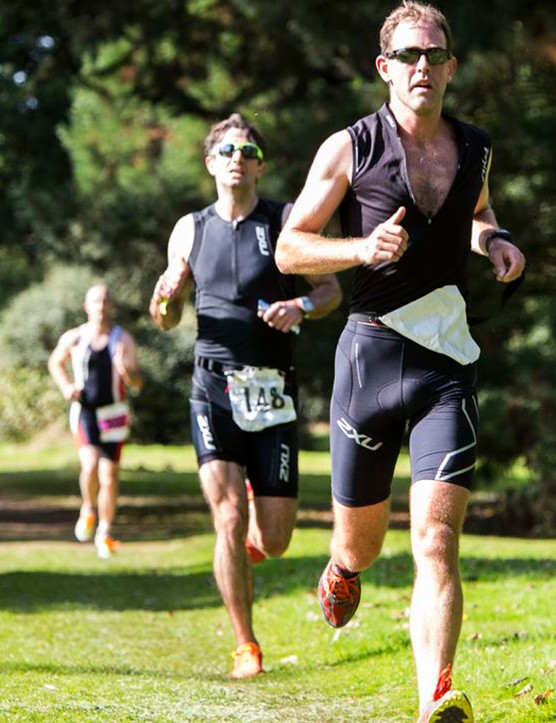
96, 401, 131, 443
226, 367, 296, 432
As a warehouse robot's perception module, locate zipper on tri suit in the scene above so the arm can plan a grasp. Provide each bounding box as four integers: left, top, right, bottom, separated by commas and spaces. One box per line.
232, 218, 239, 297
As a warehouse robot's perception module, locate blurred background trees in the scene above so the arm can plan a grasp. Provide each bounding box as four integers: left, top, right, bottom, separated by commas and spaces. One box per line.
1, 0, 555, 531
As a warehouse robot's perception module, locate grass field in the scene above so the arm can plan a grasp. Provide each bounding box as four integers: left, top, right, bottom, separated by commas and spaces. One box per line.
0, 441, 555, 722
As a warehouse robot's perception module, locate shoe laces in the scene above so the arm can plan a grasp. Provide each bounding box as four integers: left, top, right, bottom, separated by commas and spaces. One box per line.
432, 664, 453, 701
329, 569, 359, 603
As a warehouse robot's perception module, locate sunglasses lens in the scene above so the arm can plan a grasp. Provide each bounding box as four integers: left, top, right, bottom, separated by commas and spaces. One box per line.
240, 144, 259, 159
428, 49, 449, 64
397, 50, 420, 64
218, 143, 235, 157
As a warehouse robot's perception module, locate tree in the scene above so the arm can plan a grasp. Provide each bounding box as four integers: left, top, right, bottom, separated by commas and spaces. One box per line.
2, 0, 556, 529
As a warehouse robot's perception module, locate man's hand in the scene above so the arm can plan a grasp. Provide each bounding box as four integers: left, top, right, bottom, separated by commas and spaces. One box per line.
356, 206, 408, 266
150, 259, 189, 330
63, 382, 81, 402
258, 299, 303, 334
487, 239, 526, 282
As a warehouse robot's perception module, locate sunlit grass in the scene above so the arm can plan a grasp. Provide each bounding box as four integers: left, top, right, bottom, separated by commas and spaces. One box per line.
0, 441, 553, 721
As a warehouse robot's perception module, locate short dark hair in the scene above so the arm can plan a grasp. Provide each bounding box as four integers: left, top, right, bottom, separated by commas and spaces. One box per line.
379, 1, 453, 54
203, 113, 266, 158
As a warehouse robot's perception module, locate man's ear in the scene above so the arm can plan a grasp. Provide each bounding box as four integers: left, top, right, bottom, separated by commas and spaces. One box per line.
447, 56, 458, 83
375, 55, 391, 84
205, 155, 216, 177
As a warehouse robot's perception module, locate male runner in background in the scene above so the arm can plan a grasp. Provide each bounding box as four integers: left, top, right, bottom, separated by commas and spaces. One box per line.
150, 114, 341, 678
49, 284, 144, 559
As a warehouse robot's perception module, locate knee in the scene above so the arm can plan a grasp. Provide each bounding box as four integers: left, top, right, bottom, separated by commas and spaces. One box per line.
80, 459, 98, 479
258, 530, 292, 558
333, 538, 383, 572
413, 521, 460, 569
213, 501, 248, 541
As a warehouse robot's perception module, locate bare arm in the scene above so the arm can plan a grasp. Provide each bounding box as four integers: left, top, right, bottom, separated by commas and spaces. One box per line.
471, 154, 526, 282
275, 130, 408, 275
48, 328, 81, 401
113, 331, 144, 392
150, 214, 194, 330
256, 201, 342, 334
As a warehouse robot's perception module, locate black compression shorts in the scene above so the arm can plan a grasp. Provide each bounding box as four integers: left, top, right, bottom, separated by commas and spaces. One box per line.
189, 365, 299, 498
330, 319, 479, 507
71, 406, 123, 462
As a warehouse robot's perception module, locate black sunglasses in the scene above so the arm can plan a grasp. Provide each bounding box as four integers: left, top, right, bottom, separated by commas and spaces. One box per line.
216, 142, 264, 161
385, 47, 452, 65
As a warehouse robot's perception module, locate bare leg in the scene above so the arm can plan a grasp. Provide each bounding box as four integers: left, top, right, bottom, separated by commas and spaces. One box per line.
77, 445, 100, 512
410, 480, 470, 709
97, 456, 119, 534
248, 495, 298, 558
200, 460, 256, 646
330, 496, 391, 572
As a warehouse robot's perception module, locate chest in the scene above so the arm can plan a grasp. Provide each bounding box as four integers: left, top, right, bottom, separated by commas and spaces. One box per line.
191, 215, 290, 301
404, 137, 459, 218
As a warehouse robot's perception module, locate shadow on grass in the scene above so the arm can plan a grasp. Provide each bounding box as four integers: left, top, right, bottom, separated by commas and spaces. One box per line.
0, 469, 336, 542
0, 550, 554, 614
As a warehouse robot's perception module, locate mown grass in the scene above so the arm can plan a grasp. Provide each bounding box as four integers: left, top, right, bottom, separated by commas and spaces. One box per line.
0, 441, 554, 722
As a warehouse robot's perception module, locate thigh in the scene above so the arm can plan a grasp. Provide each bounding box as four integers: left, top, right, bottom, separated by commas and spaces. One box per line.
189, 366, 244, 466
410, 479, 470, 553
98, 456, 120, 484
198, 458, 247, 514
245, 422, 299, 498
409, 390, 478, 489
78, 444, 101, 472
72, 404, 101, 447
330, 322, 405, 507
331, 496, 391, 569
251, 496, 298, 551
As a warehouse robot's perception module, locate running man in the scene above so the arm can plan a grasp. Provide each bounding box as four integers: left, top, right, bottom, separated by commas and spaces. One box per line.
275, 2, 525, 721
48, 284, 144, 558
150, 113, 341, 678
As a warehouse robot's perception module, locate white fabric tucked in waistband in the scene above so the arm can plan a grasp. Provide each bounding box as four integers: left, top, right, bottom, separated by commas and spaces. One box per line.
379, 285, 481, 365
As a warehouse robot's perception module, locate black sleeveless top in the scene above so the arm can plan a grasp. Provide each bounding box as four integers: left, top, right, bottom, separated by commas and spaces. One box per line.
188, 198, 296, 369
340, 104, 491, 315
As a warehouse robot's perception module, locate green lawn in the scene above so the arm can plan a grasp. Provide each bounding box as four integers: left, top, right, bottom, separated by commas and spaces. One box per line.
0, 442, 554, 722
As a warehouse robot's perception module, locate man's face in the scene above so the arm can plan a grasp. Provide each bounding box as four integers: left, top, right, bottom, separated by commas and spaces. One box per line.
84, 286, 112, 324
376, 21, 456, 116
205, 128, 265, 190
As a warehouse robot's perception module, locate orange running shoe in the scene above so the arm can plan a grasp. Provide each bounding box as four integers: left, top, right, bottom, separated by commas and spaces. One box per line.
74, 509, 96, 542
231, 642, 263, 679
94, 533, 121, 560
417, 665, 474, 722
318, 559, 361, 628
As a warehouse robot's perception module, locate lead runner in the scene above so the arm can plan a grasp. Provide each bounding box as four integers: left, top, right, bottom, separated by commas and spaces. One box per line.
149, 113, 341, 678
275, 2, 525, 720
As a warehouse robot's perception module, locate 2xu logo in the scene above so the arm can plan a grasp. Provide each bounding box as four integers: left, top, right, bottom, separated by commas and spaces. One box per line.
336, 417, 383, 451
196, 414, 216, 451
256, 226, 270, 256
279, 443, 290, 482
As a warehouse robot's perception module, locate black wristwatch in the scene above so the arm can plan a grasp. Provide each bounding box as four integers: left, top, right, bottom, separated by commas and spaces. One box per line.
484, 228, 512, 254
297, 296, 315, 317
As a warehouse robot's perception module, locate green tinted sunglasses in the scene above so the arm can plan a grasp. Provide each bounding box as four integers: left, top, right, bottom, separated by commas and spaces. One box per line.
216, 142, 264, 161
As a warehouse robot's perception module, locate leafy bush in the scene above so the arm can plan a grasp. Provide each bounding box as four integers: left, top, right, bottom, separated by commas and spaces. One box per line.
0, 367, 67, 441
